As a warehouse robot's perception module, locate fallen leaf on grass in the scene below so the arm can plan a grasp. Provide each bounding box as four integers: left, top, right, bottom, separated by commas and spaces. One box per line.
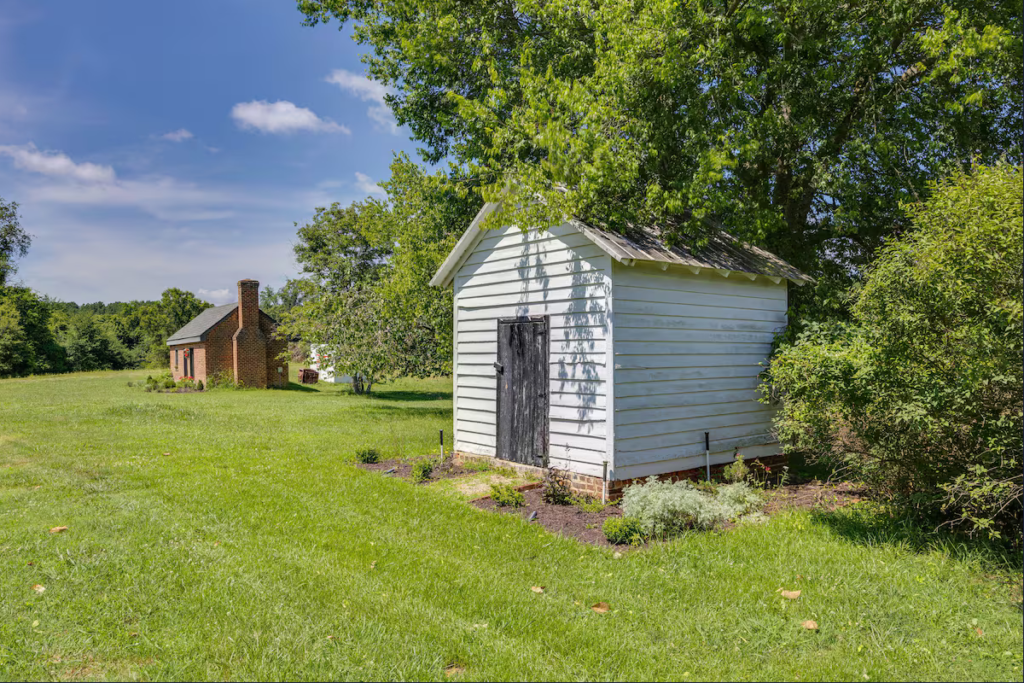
162, 452, 170, 456
531, 586, 544, 593
32, 584, 45, 594
781, 590, 802, 600
444, 664, 465, 677
370, 561, 377, 570
591, 602, 610, 613
975, 627, 984, 637
49, 526, 68, 534
802, 620, 819, 631
26, 561, 34, 566
613, 552, 623, 559
327, 635, 335, 640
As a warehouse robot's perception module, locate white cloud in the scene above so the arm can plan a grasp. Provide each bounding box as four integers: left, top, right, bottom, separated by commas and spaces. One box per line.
0, 143, 115, 183
231, 100, 349, 135
354, 172, 385, 196
160, 128, 194, 142
196, 288, 233, 305
325, 69, 399, 135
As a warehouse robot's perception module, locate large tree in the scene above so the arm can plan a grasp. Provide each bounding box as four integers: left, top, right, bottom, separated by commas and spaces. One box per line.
1, 196, 31, 286
297, 1, 1021, 277
284, 155, 479, 388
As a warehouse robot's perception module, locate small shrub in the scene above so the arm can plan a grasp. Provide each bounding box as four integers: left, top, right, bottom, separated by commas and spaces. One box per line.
572, 496, 607, 513
621, 477, 764, 538
143, 384, 154, 392
489, 482, 525, 508
603, 517, 646, 545
196, 380, 204, 391
126, 381, 134, 387
163, 379, 176, 389
723, 453, 749, 484
411, 458, 434, 482
355, 448, 380, 464
541, 468, 573, 505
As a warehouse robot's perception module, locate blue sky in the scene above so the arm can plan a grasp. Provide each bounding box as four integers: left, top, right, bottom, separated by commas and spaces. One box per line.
0, 0, 420, 305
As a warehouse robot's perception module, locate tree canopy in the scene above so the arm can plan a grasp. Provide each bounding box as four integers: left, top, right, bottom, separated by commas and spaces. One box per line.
766, 164, 1023, 542
1, 196, 31, 287
282, 155, 479, 390
298, 0, 1022, 276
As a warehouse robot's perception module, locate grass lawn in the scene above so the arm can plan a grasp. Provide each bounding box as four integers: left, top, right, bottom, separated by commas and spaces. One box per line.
1, 370, 1021, 681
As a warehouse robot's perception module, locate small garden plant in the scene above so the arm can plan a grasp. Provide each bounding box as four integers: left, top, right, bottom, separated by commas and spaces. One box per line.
540, 468, 573, 505
620, 477, 764, 539
489, 482, 525, 508
602, 517, 646, 546
355, 448, 380, 464
411, 458, 434, 483
722, 453, 749, 484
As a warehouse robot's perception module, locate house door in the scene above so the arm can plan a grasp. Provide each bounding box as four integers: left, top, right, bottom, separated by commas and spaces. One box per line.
495, 316, 549, 467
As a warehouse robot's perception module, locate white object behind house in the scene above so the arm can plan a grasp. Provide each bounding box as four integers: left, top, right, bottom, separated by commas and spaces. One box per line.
309, 344, 352, 384
430, 202, 810, 486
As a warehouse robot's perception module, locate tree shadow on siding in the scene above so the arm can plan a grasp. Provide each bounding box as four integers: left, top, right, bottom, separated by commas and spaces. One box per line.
513, 233, 604, 429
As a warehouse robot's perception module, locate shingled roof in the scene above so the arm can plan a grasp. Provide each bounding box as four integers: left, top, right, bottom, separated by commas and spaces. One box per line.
166, 303, 237, 345
430, 202, 812, 287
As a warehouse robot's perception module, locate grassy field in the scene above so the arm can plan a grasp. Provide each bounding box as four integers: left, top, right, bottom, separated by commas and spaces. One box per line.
1, 370, 1021, 681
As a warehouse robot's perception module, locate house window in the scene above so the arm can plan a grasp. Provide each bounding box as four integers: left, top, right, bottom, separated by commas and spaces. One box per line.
174, 349, 179, 368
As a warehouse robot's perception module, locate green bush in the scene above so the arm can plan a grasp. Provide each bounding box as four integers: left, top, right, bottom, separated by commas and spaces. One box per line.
489, 483, 524, 508
540, 468, 573, 505
163, 379, 176, 389
411, 458, 433, 483
572, 496, 607, 513
722, 453, 749, 484
621, 477, 763, 538
196, 380, 204, 391
356, 448, 380, 464
602, 517, 646, 545
766, 165, 1023, 544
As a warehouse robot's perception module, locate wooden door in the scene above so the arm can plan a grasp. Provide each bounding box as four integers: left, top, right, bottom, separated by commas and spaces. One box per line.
496, 316, 549, 467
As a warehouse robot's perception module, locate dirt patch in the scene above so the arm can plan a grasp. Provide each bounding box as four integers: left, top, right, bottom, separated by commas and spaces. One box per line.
764, 480, 865, 515
472, 488, 623, 547
357, 456, 484, 483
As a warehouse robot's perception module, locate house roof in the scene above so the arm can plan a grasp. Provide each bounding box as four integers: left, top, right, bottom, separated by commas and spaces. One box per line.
166, 303, 237, 345
429, 202, 813, 288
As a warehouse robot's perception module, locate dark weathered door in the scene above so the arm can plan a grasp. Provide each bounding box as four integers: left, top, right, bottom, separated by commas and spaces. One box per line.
496, 316, 549, 467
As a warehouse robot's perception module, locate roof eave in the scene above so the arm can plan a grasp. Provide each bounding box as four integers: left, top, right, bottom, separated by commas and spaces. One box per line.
429, 202, 500, 288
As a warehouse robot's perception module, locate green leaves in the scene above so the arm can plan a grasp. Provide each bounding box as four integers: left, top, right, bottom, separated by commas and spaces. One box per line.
766, 164, 1023, 543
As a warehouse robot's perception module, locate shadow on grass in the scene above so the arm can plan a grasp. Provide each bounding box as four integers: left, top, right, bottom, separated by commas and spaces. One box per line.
366, 389, 453, 402
810, 503, 1023, 577
282, 382, 319, 393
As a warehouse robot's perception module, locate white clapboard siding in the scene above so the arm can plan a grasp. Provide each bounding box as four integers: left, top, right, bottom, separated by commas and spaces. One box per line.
453, 221, 613, 466
611, 261, 786, 475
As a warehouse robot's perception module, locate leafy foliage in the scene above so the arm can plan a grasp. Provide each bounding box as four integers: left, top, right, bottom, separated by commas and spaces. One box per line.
1, 196, 30, 287
602, 517, 647, 546
766, 164, 1023, 543
540, 468, 573, 505
621, 477, 764, 538
0, 287, 67, 377
356, 448, 381, 464
297, 0, 1021, 278
283, 155, 479, 389
489, 482, 525, 508
411, 458, 434, 483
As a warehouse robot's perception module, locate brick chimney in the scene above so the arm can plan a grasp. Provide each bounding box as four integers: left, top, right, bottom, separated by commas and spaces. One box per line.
232, 279, 267, 387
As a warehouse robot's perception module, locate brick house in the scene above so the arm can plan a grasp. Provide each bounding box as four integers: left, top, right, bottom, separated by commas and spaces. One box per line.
167, 279, 288, 388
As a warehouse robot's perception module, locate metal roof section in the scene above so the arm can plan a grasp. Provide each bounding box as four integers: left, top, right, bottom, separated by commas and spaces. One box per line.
430, 202, 812, 287
166, 303, 238, 345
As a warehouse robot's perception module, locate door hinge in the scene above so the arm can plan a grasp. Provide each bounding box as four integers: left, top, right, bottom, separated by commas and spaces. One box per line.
493, 362, 504, 374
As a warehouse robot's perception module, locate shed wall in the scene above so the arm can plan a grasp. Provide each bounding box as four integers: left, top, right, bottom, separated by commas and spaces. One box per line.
610, 261, 787, 480
454, 222, 613, 477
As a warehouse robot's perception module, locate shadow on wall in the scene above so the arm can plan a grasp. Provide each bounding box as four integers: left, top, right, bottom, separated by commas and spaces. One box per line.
513, 233, 603, 428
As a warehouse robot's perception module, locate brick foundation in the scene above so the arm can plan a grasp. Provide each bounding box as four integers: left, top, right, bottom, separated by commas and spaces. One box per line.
454, 451, 789, 500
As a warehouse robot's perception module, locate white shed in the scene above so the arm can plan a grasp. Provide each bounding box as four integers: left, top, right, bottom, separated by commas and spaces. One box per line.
430, 203, 811, 495
309, 344, 353, 384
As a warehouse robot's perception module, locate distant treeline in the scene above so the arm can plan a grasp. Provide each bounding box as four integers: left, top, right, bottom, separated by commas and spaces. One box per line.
0, 286, 211, 378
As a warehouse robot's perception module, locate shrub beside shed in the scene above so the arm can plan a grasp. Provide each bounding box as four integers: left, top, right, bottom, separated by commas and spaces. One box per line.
430, 203, 811, 497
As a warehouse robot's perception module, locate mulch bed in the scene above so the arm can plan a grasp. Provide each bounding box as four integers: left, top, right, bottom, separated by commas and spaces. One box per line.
356, 456, 482, 482
359, 456, 867, 547
764, 480, 866, 515
472, 488, 624, 547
